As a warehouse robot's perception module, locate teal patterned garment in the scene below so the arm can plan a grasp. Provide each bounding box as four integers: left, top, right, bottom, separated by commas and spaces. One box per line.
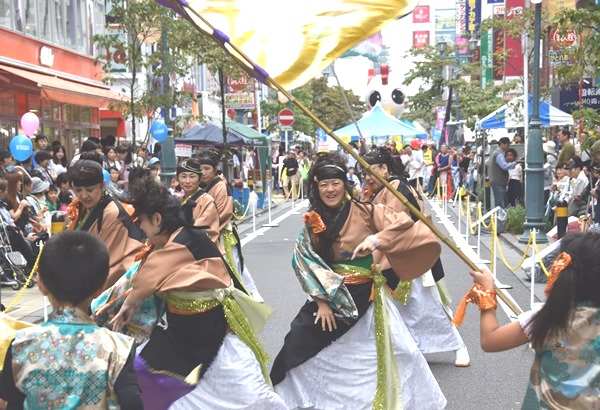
520, 304, 600, 409
11, 307, 134, 410
291, 226, 358, 320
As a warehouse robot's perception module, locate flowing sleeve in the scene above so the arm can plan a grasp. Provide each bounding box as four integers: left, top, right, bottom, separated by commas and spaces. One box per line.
371, 203, 441, 281
131, 242, 231, 301
96, 205, 144, 289
193, 194, 221, 246
211, 181, 234, 232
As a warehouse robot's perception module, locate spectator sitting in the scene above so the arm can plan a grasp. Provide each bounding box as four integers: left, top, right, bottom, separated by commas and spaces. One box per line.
49, 144, 68, 177
148, 157, 161, 183
0, 149, 13, 177
45, 185, 59, 212
106, 166, 128, 202
70, 139, 99, 166
33, 150, 54, 185
26, 177, 50, 232
58, 190, 74, 212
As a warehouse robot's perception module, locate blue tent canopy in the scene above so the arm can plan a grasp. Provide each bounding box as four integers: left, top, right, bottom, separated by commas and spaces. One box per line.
476, 95, 573, 130
333, 102, 427, 141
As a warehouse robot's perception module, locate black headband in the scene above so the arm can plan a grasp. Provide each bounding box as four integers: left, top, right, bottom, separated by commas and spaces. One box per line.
71, 174, 104, 187
198, 156, 218, 167
314, 165, 346, 182
177, 160, 202, 176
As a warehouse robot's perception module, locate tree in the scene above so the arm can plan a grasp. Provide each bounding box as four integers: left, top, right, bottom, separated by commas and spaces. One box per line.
260, 78, 365, 140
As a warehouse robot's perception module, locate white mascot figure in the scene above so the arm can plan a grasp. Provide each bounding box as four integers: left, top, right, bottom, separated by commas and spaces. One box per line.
364, 64, 406, 118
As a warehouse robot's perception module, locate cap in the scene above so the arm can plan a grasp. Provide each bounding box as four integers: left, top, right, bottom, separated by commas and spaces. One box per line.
543, 140, 556, 154
565, 156, 583, 170
31, 177, 50, 194
148, 157, 160, 165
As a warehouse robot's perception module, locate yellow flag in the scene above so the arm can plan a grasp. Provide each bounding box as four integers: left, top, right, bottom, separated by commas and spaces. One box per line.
160, 0, 418, 90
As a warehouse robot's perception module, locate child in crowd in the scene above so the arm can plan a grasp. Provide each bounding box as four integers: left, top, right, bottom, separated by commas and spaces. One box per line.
505, 148, 523, 206
45, 185, 59, 212
0, 230, 143, 409
58, 190, 74, 212
461, 231, 600, 408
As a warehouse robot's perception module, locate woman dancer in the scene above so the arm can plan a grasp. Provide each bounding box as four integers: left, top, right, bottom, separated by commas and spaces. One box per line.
176, 157, 220, 246
111, 177, 285, 410
197, 149, 263, 301
271, 152, 446, 410
363, 147, 470, 367
66, 159, 144, 288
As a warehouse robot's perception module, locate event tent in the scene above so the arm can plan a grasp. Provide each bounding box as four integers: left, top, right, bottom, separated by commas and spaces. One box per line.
174, 120, 257, 146
333, 102, 427, 144
476, 95, 574, 130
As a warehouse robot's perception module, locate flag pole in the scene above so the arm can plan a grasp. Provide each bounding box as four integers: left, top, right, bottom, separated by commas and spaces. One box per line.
177, 3, 522, 317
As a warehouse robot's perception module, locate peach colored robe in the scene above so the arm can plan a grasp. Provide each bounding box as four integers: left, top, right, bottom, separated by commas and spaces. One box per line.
334, 201, 440, 281
206, 178, 234, 233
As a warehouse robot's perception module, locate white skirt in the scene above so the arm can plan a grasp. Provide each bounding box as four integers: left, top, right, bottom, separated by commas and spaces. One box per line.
395, 278, 464, 354
274, 296, 447, 410
169, 334, 288, 410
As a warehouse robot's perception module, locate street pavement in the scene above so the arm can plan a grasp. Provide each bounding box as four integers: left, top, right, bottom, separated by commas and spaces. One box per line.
1, 193, 549, 409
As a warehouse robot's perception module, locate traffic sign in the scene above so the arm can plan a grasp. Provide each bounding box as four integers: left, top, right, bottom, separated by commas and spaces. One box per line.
278, 109, 294, 127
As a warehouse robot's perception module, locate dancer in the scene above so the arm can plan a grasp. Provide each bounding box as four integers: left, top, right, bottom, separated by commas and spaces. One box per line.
197, 148, 263, 301
110, 177, 285, 409
271, 152, 446, 410
66, 159, 144, 288
461, 231, 600, 408
363, 147, 470, 367
176, 157, 220, 245
0, 230, 142, 409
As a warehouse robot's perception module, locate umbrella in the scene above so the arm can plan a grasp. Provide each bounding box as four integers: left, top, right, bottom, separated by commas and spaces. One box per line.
476, 95, 574, 130
175, 121, 255, 146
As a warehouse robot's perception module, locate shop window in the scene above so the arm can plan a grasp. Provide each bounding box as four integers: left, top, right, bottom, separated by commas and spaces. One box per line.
80, 106, 91, 124
43, 101, 62, 122
0, 118, 18, 147
23, 0, 38, 37
0, 0, 13, 29
28, 94, 41, 114
0, 91, 16, 116
65, 104, 80, 123
52, 0, 66, 46
71, 129, 81, 152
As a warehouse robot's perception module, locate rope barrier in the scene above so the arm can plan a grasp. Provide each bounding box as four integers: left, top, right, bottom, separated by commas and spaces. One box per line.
4, 245, 43, 313
532, 233, 551, 277
232, 199, 252, 220
490, 214, 496, 274
270, 180, 295, 204
495, 229, 533, 271
477, 202, 492, 229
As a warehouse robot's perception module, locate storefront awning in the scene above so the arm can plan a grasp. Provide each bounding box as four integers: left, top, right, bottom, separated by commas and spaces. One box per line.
0, 64, 125, 109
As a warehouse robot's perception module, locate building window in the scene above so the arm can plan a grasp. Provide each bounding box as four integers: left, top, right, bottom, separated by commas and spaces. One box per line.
66, 0, 88, 52
43, 100, 62, 122
80, 106, 91, 124
52, 0, 66, 46
0, 0, 13, 29
37, 0, 51, 42
23, 0, 37, 37
0, 91, 16, 116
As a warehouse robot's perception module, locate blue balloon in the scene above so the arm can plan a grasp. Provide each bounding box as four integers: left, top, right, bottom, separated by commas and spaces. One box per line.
9, 134, 33, 162
150, 122, 168, 142
103, 169, 111, 185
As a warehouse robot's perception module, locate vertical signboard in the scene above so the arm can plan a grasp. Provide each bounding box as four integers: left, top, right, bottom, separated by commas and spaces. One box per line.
413, 5, 430, 23
465, 0, 482, 37
413, 31, 430, 49
435, 8, 456, 44
493, 13, 505, 81
505, 0, 524, 77
480, 29, 493, 87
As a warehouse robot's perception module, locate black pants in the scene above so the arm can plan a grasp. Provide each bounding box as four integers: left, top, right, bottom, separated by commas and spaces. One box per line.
7, 230, 37, 271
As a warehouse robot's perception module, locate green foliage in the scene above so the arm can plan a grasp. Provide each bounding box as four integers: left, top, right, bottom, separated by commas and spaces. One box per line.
505, 205, 526, 235
260, 77, 365, 139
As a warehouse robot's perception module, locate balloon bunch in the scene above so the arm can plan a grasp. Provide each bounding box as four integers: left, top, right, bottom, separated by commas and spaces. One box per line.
9, 112, 40, 162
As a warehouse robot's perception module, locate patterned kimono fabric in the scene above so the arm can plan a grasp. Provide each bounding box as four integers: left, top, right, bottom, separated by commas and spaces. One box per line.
11, 307, 133, 409
521, 304, 600, 409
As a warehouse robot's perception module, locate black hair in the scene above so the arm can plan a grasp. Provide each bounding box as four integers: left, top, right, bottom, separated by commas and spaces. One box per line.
560, 128, 571, 138
47, 184, 58, 193
529, 232, 600, 350
364, 147, 405, 177
505, 148, 518, 158
103, 145, 117, 156
58, 190, 74, 207
79, 151, 103, 166
129, 176, 194, 237
35, 134, 48, 143
38, 230, 109, 305
68, 159, 103, 186
81, 139, 98, 153
52, 144, 68, 167
198, 148, 220, 168
56, 172, 69, 188
34, 150, 52, 164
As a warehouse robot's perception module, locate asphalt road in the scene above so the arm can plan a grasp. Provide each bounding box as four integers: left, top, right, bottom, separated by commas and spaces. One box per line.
237, 198, 534, 410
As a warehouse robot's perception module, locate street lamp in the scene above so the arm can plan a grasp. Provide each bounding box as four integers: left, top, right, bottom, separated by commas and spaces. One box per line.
519, 0, 547, 243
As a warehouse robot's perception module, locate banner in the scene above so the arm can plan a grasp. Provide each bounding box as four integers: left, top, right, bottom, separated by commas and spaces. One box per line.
413, 31, 430, 49
492, 14, 505, 81
455, 1, 466, 37
435, 8, 456, 44
413, 5, 430, 23
464, 0, 481, 36
480, 29, 493, 88
505, 0, 524, 77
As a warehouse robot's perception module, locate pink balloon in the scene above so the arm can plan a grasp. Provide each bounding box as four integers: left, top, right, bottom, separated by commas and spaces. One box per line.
20, 112, 40, 137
